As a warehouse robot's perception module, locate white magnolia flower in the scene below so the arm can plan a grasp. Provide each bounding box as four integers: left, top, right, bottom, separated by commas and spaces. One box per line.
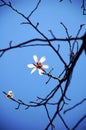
27, 55, 49, 75
6, 91, 14, 98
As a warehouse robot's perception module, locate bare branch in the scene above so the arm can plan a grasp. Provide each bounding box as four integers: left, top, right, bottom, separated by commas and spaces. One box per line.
48, 30, 56, 38
0, 36, 82, 58
72, 24, 85, 52
44, 106, 59, 130
81, 0, 86, 15
58, 0, 72, 3
58, 113, 70, 130
0, 3, 5, 6
61, 22, 72, 52
72, 115, 86, 130
28, 0, 41, 18
44, 105, 55, 129
45, 68, 54, 84
64, 98, 86, 114
0, 51, 5, 57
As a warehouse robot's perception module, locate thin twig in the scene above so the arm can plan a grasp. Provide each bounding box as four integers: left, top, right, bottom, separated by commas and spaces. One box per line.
72, 115, 86, 130
81, 0, 86, 15
72, 24, 85, 52
58, 113, 70, 130
0, 36, 82, 58
64, 98, 86, 114
61, 22, 72, 52
28, 0, 41, 18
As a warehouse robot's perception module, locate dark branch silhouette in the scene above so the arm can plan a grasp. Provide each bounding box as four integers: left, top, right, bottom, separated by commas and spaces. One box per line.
81, 0, 86, 15
64, 98, 86, 114
72, 115, 86, 130
0, 0, 86, 130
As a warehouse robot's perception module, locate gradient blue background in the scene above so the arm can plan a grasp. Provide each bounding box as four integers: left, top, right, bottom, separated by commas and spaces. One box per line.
0, 0, 86, 130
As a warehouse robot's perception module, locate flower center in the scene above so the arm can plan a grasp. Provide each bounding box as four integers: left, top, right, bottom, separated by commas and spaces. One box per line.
36, 62, 42, 69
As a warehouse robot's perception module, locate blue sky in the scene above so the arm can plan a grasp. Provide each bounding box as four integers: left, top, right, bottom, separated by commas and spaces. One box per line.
0, 0, 86, 130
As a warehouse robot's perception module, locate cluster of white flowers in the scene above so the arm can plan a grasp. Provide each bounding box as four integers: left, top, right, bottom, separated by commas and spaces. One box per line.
27, 55, 49, 75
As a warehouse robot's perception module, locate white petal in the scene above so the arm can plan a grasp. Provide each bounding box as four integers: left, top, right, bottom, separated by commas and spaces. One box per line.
27, 64, 35, 68
8, 91, 12, 94
31, 67, 36, 74
33, 55, 38, 62
38, 69, 43, 75
39, 56, 46, 63
42, 65, 49, 69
